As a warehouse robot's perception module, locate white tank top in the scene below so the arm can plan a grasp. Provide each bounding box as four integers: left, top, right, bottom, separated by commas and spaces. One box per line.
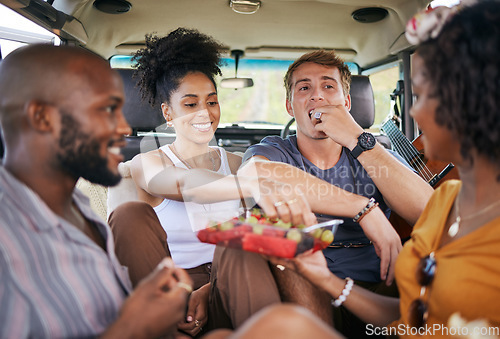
154, 145, 241, 268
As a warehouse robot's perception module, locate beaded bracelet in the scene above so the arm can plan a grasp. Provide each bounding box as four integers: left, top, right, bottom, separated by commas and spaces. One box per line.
353, 198, 379, 223
332, 277, 354, 307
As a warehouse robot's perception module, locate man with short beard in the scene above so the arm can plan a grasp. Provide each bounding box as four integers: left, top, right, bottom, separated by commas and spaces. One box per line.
0, 44, 193, 338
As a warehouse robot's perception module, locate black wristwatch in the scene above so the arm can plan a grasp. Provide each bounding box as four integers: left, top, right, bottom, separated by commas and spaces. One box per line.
351, 132, 376, 159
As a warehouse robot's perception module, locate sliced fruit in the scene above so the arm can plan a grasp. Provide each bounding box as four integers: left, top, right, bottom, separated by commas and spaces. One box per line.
242, 233, 297, 258
320, 230, 334, 245
246, 216, 259, 224
252, 224, 264, 235
310, 228, 323, 239
262, 227, 286, 238
274, 220, 292, 229
219, 221, 234, 231
286, 229, 302, 243
312, 238, 324, 252
197, 226, 217, 243
198, 224, 252, 243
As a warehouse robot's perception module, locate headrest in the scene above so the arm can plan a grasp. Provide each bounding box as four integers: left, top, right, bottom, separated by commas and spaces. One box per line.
349, 75, 375, 129
116, 69, 165, 133
0, 128, 4, 159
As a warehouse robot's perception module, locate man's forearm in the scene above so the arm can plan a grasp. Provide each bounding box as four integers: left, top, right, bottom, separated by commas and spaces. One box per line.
239, 159, 369, 218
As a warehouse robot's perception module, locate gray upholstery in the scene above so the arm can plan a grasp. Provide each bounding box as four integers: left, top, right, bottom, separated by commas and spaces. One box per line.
350, 75, 391, 149
116, 69, 174, 161
350, 75, 375, 129
0, 129, 3, 159
116, 69, 164, 133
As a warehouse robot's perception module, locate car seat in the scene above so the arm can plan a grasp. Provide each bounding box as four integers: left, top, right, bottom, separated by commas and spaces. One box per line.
349, 75, 391, 149
116, 68, 175, 161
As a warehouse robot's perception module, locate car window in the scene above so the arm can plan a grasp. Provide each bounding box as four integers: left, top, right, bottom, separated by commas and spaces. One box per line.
367, 63, 400, 133
110, 55, 359, 127
0, 4, 59, 58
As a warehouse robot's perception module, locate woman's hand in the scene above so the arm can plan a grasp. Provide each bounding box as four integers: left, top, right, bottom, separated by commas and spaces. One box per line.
177, 283, 210, 337
358, 207, 402, 285
246, 177, 317, 226
269, 250, 334, 291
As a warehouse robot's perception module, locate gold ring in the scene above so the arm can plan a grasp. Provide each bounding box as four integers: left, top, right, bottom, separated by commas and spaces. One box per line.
194, 319, 200, 327
287, 198, 298, 205
274, 201, 286, 207
177, 282, 193, 294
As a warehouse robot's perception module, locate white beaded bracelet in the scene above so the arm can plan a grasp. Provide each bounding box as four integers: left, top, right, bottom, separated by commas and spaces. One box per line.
332, 277, 354, 307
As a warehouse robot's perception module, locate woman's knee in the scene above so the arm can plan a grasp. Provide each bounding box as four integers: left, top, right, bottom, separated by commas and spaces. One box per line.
109, 201, 150, 225
234, 304, 343, 339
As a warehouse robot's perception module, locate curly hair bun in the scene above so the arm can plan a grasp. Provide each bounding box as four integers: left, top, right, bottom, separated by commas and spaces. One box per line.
133, 27, 226, 106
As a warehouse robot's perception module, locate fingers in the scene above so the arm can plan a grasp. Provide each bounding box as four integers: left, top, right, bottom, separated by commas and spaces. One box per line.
309, 109, 324, 125
177, 320, 202, 335
288, 195, 314, 226
310, 105, 363, 147
177, 285, 209, 336
304, 211, 318, 227
310, 106, 343, 124
385, 242, 402, 286
377, 245, 390, 283
261, 191, 314, 226
152, 258, 193, 295
178, 316, 205, 336
172, 266, 193, 291
375, 240, 402, 285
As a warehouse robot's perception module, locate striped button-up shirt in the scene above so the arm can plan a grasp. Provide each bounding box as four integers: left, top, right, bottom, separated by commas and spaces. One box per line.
0, 166, 132, 338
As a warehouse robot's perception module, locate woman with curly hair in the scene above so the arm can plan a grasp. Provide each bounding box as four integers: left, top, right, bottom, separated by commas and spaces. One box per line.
109, 27, 314, 336
127, 28, 240, 291
267, 1, 500, 337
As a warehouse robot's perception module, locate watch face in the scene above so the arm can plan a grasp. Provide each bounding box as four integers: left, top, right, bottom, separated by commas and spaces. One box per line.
358, 132, 376, 150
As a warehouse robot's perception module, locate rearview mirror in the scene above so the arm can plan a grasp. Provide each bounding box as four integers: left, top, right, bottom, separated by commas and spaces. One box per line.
221, 49, 254, 89
220, 77, 254, 89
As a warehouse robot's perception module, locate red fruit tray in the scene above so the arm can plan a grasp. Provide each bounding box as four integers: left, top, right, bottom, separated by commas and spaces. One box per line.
197, 212, 342, 258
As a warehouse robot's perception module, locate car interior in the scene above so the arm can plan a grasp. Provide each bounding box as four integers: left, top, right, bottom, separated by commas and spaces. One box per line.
104, 72, 387, 221
0, 0, 445, 218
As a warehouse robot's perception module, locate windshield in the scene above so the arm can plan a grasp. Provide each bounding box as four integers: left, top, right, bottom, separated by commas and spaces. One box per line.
218, 58, 292, 126
110, 55, 359, 127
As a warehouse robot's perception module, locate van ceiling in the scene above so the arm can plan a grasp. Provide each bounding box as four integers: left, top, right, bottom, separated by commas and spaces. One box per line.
3, 0, 427, 69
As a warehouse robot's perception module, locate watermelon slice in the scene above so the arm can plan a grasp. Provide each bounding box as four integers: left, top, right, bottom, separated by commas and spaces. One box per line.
197, 213, 342, 258
241, 233, 297, 258
197, 224, 252, 244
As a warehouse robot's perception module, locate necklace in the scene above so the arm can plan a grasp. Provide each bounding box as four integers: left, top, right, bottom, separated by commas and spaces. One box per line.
169, 143, 219, 213
448, 193, 500, 237
170, 143, 217, 171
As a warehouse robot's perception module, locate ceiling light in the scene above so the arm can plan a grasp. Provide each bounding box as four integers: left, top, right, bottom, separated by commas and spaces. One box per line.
230, 0, 261, 15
